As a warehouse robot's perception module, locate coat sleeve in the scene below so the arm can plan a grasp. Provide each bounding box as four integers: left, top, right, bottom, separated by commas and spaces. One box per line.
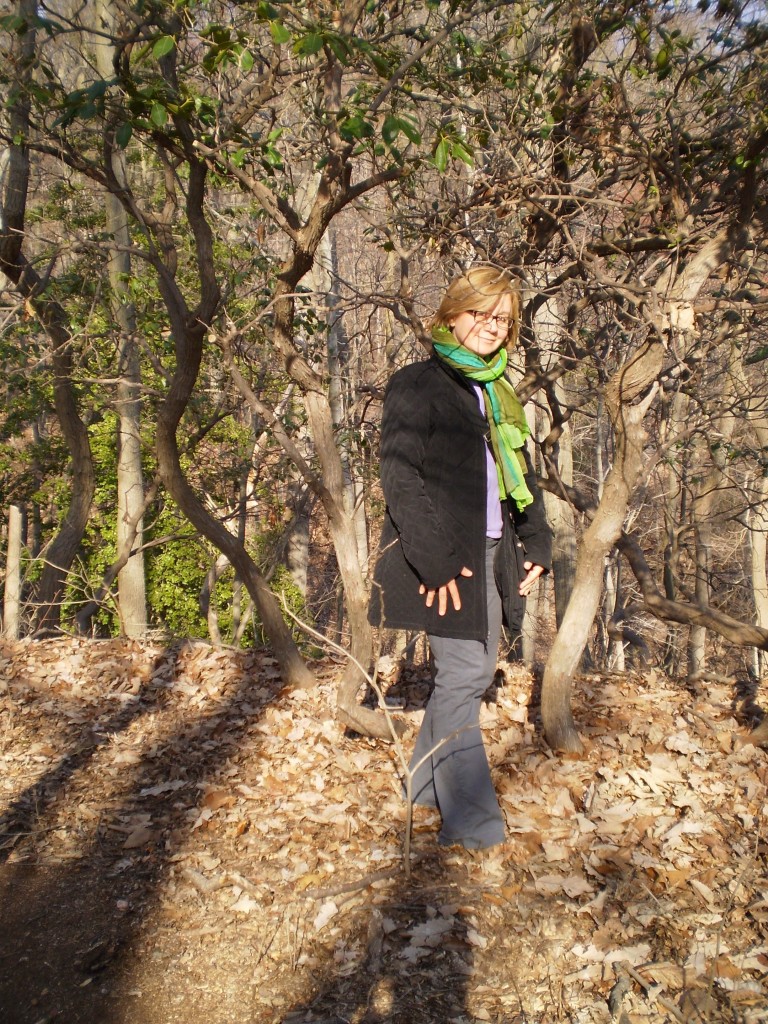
380, 369, 466, 589
511, 446, 553, 571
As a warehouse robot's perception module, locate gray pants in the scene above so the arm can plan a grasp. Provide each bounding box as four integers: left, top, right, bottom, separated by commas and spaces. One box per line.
408, 540, 506, 849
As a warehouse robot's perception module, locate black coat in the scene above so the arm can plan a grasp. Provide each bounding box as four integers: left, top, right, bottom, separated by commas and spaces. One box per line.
368, 355, 552, 643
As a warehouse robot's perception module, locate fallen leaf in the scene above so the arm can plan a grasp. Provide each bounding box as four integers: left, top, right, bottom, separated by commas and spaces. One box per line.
313, 901, 339, 932
230, 894, 259, 914
123, 825, 155, 849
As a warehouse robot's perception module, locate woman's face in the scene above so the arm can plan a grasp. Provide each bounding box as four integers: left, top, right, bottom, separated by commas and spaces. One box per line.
451, 292, 514, 358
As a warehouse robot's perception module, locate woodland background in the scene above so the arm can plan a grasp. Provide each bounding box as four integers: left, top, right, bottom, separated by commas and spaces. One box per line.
3, 3, 768, 1023
2, 0, 768, 745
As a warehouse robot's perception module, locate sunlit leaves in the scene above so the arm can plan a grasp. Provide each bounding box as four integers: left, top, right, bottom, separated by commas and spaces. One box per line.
339, 112, 374, 143
269, 20, 291, 45
150, 101, 167, 128
382, 114, 421, 148
294, 31, 324, 56
263, 128, 284, 169
433, 133, 473, 171
152, 35, 176, 59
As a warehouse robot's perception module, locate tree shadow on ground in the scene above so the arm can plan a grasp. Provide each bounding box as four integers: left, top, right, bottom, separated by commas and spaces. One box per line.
279, 852, 477, 1024
0, 640, 287, 1023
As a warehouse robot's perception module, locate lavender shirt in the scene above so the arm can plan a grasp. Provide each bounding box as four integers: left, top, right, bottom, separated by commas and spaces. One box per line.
473, 385, 503, 539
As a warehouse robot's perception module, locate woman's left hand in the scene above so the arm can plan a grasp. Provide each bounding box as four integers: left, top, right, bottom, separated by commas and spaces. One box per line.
519, 561, 545, 597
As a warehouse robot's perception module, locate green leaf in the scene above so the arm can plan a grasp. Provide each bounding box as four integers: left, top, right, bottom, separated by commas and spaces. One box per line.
434, 137, 450, 173
295, 31, 324, 56
153, 35, 176, 58
257, 2, 280, 20
399, 118, 421, 145
115, 122, 133, 148
382, 115, 401, 146
368, 52, 391, 77
150, 102, 167, 127
339, 113, 373, 142
0, 14, 27, 32
746, 345, 768, 365
264, 145, 283, 168
270, 20, 291, 45
327, 35, 352, 63
451, 140, 473, 166
240, 48, 254, 71
382, 115, 421, 149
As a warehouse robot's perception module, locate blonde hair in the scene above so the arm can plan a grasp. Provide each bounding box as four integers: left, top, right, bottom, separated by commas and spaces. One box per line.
432, 265, 521, 346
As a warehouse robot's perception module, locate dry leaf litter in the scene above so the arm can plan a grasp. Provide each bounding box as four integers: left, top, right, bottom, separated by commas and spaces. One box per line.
1, 637, 767, 1024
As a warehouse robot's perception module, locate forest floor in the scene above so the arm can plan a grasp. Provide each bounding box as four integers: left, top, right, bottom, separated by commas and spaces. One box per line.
1, 638, 768, 1024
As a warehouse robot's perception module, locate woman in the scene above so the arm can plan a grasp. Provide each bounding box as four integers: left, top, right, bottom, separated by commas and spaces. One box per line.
368, 265, 552, 851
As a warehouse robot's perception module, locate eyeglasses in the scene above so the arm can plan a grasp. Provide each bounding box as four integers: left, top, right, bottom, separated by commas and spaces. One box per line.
467, 310, 513, 329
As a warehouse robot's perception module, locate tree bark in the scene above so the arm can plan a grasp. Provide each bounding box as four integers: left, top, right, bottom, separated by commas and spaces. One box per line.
750, 476, 768, 680
541, 341, 662, 752
156, 375, 315, 686
93, 0, 148, 638
686, 340, 740, 679
75, 481, 158, 635
659, 388, 688, 675
737, 364, 768, 679
3, 504, 23, 640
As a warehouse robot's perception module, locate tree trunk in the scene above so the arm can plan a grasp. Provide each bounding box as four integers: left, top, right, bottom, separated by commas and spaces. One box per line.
286, 482, 311, 597
618, 531, 768, 650
743, 403, 768, 681
660, 389, 688, 675
94, 0, 147, 638
303, 391, 399, 738
544, 430, 577, 632
686, 339, 740, 680
75, 481, 158, 635
314, 220, 370, 578
200, 554, 228, 646
3, 504, 23, 640
604, 555, 625, 671
541, 342, 662, 752
150, 158, 314, 689
156, 398, 314, 686
750, 477, 768, 680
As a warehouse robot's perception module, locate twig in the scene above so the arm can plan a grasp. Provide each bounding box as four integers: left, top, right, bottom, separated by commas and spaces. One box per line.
0, 824, 67, 838
303, 856, 425, 899
657, 996, 686, 1023
617, 960, 686, 1023
180, 867, 228, 895
227, 870, 261, 896
685, 707, 719, 734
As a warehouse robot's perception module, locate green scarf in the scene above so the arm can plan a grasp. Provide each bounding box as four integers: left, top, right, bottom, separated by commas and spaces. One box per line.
432, 325, 533, 511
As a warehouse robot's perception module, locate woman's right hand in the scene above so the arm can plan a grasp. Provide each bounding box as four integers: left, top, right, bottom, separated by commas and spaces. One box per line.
419, 566, 473, 616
